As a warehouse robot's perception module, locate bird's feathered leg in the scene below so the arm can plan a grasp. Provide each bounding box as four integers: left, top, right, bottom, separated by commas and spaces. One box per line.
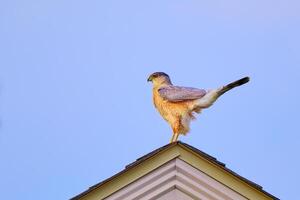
173, 133, 179, 142
170, 132, 179, 143
170, 118, 181, 143
170, 133, 175, 143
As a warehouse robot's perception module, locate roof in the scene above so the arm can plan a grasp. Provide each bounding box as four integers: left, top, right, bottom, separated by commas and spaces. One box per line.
71, 141, 279, 200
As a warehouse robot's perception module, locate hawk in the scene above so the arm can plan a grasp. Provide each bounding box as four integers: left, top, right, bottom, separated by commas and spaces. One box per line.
147, 72, 249, 143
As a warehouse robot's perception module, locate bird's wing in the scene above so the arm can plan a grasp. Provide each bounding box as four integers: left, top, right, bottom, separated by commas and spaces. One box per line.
158, 85, 206, 102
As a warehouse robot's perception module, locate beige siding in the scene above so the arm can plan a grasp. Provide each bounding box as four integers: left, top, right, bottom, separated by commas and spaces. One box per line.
157, 189, 194, 200
105, 158, 247, 200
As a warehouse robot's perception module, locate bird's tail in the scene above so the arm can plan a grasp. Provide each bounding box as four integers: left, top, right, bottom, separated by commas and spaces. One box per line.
193, 76, 250, 109
217, 77, 250, 96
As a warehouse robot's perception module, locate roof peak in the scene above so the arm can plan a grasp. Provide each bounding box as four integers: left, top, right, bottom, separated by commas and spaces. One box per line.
71, 141, 278, 200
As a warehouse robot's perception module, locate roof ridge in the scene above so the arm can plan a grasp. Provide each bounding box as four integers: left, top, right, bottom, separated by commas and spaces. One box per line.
70, 141, 279, 200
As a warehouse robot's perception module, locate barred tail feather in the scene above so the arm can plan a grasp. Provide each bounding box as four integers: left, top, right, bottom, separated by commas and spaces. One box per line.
193, 76, 249, 109
218, 77, 250, 96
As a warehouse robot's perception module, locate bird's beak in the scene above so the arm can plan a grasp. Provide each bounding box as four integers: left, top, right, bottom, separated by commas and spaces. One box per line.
147, 75, 153, 82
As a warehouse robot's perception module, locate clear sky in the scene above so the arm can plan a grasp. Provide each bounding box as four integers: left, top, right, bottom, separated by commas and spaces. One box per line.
0, 1, 299, 199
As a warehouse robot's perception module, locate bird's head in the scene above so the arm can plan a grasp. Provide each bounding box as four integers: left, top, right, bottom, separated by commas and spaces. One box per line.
147, 72, 172, 87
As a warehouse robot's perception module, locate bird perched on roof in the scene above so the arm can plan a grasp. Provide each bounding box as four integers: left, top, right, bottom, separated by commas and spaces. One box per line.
147, 72, 249, 143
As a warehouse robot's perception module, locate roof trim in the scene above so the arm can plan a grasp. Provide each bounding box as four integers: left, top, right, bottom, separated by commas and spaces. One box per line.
71, 141, 278, 200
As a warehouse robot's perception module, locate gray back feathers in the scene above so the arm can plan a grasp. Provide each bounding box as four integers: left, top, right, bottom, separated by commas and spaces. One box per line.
158, 85, 206, 102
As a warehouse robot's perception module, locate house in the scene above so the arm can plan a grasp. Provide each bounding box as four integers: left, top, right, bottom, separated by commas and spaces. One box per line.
71, 141, 278, 200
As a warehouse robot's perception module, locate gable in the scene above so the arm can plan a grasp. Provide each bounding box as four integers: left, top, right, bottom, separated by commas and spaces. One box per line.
106, 158, 248, 200
71, 142, 278, 200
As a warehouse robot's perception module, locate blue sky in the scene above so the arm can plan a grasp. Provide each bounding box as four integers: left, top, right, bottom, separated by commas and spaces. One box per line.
0, 1, 299, 199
